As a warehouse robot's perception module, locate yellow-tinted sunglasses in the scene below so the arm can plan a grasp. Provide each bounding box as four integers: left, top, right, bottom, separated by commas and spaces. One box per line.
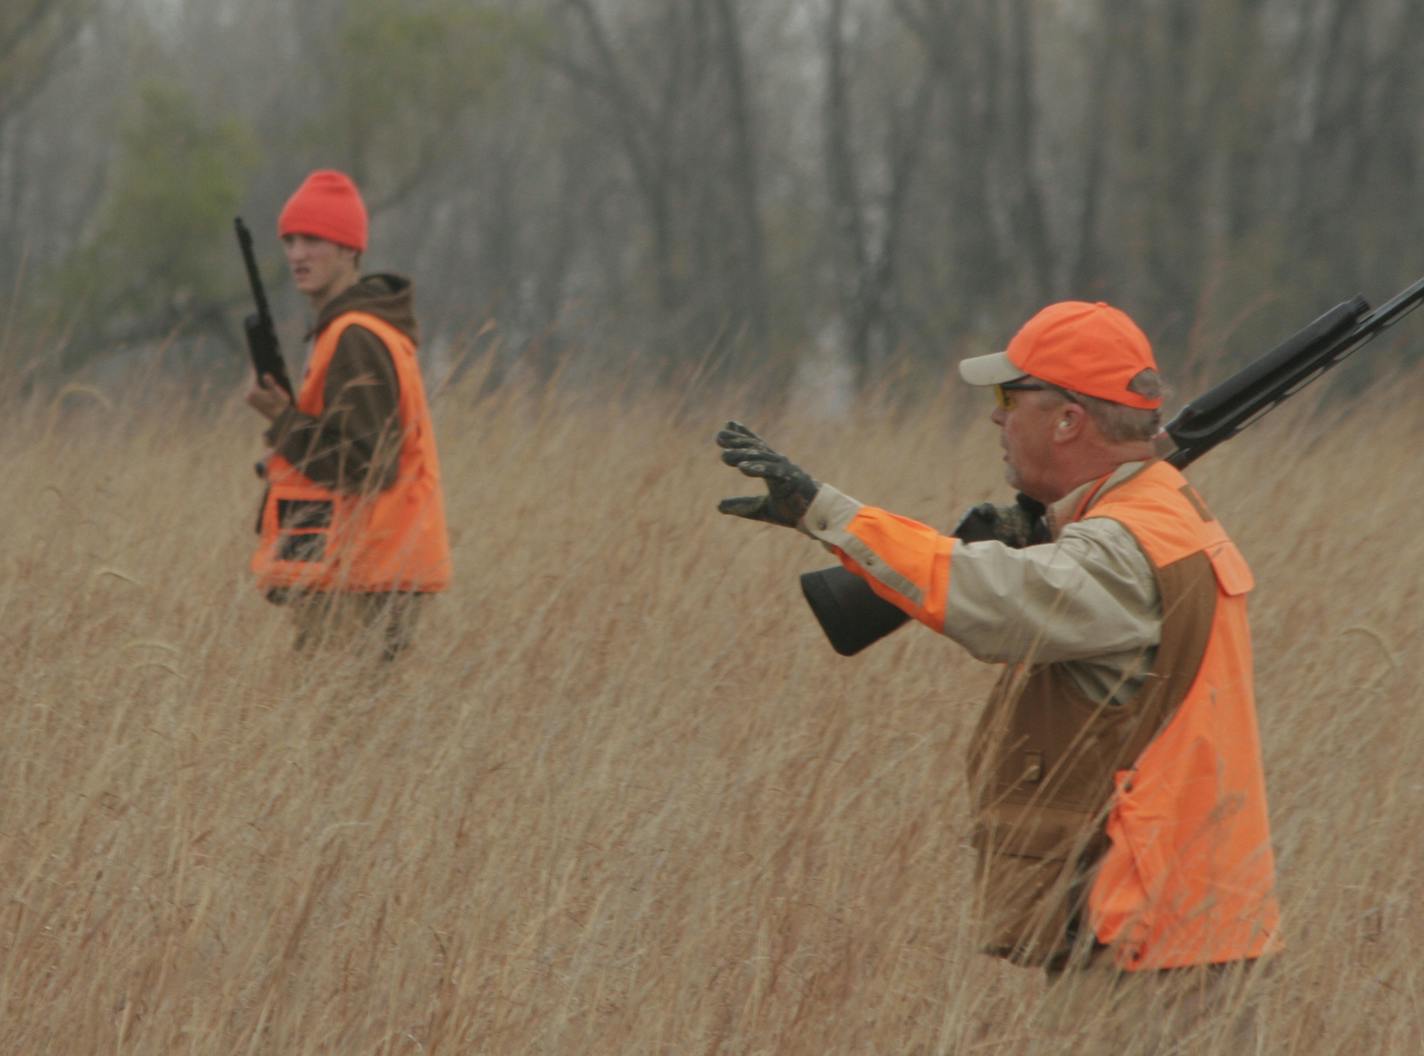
993, 379, 1049, 410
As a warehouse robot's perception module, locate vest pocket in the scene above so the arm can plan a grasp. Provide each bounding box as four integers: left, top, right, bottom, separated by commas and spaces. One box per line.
971, 804, 1097, 966
1087, 769, 1165, 962
274, 498, 334, 564
277, 532, 326, 562
277, 498, 333, 529
972, 844, 1073, 964
256, 477, 342, 587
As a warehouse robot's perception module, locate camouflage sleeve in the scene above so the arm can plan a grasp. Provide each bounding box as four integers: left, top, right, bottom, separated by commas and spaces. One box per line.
265, 325, 404, 494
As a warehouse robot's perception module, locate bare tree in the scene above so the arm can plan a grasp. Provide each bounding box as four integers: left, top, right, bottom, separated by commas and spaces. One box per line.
824, 0, 935, 390
533, 0, 780, 385
0, 0, 95, 124
6, 0, 1424, 389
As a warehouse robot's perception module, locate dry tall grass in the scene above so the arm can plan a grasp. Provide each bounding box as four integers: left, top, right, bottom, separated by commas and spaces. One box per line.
1, 361, 1421, 1054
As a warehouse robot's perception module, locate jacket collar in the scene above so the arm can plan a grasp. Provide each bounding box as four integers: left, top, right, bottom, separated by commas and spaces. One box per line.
1045, 459, 1158, 538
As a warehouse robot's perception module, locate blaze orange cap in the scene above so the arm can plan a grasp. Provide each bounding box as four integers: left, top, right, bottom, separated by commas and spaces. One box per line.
277, 170, 368, 252
958, 301, 1161, 409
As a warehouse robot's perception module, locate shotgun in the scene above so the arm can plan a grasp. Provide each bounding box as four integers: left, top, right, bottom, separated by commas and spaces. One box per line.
234, 217, 294, 399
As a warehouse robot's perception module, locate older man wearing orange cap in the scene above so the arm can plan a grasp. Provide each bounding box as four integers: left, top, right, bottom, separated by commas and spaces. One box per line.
716, 301, 1281, 1038
246, 169, 451, 658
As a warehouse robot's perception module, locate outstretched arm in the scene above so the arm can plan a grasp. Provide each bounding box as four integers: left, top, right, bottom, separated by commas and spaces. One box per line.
801, 483, 1158, 664
713, 421, 1157, 665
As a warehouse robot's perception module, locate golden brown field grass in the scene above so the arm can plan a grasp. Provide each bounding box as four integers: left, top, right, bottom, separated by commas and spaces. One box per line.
1, 360, 1421, 1054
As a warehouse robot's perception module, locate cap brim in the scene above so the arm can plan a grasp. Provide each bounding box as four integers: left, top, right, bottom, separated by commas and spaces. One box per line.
957, 350, 1023, 387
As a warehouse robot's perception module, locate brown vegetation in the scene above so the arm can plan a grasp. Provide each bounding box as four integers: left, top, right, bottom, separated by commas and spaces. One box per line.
1, 364, 1420, 1053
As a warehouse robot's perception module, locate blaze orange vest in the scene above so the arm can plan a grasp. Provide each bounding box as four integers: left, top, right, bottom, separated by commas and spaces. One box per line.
964, 462, 1281, 970
1080, 463, 1281, 969
251, 311, 452, 594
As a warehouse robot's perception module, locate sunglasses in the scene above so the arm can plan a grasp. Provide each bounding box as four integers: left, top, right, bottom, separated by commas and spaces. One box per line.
992, 379, 1049, 410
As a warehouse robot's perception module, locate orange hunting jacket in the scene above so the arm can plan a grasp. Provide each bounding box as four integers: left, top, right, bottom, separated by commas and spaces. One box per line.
802, 460, 1281, 970
251, 310, 451, 594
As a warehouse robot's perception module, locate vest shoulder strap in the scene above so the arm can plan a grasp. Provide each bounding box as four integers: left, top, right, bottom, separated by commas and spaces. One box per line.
1080, 461, 1249, 588
317, 310, 415, 367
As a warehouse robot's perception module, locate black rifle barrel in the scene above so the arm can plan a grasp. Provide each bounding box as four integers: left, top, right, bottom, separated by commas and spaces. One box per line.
234, 217, 274, 322
1165, 274, 1424, 468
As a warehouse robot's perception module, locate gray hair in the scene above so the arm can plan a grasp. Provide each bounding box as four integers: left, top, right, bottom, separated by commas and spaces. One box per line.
1042, 370, 1165, 443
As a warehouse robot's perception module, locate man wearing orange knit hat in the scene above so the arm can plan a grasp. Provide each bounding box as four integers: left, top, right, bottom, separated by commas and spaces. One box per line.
246, 169, 451, 658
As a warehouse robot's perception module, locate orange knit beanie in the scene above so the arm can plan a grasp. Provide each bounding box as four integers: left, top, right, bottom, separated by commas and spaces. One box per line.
277, 170, 368, 251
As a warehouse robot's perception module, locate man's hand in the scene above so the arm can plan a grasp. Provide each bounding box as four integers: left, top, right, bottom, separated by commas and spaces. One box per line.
953, 493, 1050, 548
716, 420, 819, 528
245, 372, 292, 422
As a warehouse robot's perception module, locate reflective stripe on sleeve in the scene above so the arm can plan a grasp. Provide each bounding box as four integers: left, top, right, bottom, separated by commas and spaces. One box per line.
802, 485, 954, 630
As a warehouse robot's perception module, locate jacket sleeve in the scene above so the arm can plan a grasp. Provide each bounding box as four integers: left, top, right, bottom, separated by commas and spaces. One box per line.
265, 325, 403, 494
801, 485, 1160, 665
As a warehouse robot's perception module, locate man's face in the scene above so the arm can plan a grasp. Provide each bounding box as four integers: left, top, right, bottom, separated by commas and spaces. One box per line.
989, 379, 1066, 501
282, 233, 358, 301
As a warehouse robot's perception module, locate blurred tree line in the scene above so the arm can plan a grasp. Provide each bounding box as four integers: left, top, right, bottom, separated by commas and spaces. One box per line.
1, 0, 1421, 398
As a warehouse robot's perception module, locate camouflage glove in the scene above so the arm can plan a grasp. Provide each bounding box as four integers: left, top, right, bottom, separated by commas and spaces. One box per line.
716, 420, 820, 528
953, 492, 1050, 548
